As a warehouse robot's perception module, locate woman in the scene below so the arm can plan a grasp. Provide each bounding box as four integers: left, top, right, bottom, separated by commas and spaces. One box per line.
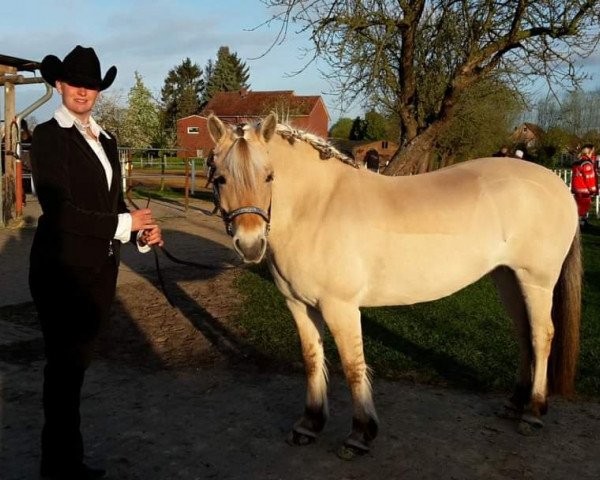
30, 45, 163, 480
571, 144, 597, 228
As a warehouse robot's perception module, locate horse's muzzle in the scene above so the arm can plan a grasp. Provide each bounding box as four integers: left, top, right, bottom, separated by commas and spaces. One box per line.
233, 234, 267, 263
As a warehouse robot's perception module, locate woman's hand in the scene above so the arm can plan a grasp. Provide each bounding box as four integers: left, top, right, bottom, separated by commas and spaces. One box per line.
130, 208, 154, 232
138, 225, 164, 248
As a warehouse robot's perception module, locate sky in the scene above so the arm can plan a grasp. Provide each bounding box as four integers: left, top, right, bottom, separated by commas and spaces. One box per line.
1, 0, 363, 125
2, 0, 600, 128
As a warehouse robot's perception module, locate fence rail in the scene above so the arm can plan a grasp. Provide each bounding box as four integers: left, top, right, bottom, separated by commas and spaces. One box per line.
118, 148, 209, 208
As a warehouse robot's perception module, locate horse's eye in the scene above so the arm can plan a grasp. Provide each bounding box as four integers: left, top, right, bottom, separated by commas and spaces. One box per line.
215, 176, 226, 185
266, 173, 274, 183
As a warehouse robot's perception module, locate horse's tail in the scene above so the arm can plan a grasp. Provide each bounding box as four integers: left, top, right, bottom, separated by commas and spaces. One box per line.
548, 229, 582, 396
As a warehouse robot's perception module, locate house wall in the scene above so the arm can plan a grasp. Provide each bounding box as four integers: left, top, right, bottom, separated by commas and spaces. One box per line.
176, 116, 213, 158
292, 100, 329, 138
353, 140, 399, 167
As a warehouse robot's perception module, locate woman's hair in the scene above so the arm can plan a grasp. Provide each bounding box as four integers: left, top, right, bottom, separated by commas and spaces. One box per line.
580, 144, 595, 158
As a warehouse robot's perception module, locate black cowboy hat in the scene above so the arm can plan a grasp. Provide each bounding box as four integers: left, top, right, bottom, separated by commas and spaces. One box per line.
40, 45, 117, 91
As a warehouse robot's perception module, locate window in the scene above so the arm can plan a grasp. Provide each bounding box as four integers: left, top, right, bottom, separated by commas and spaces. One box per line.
187, 126, 200, 134
382, 141, 388, 149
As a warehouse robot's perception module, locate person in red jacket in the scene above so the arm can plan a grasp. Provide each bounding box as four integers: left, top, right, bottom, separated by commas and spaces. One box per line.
571, 144, 598, 227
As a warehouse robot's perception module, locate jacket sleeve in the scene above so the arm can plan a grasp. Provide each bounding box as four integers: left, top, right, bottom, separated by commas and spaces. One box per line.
31, 123, 118, 240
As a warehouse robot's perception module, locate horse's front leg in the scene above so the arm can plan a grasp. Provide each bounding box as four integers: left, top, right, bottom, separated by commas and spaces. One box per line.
320, 299, 379, 458
285, 299, 329, 445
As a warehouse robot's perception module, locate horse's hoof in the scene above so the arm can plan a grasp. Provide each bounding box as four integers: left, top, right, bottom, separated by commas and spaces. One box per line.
336, 442, 369, 461
517, 414, 544, 436
497, 400, 521, 421
286, 429, 316, 446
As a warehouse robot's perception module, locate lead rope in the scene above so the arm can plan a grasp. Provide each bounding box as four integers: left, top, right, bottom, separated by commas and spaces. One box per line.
126, 192, 239, 308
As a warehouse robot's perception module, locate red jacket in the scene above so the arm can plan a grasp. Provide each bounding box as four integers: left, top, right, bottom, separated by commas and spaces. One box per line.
572, 156, 598, 195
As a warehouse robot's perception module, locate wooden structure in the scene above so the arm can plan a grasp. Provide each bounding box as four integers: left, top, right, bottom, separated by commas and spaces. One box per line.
330, 139, 400, 169
0, 54, 52, 226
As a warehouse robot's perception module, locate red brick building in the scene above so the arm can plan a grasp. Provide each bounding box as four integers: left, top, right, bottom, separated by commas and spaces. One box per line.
176, 115, 212, 159
176, 90, 330, 158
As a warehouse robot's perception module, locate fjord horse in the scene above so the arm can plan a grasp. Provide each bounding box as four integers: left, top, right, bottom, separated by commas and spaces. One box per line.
207, 113, 581, 456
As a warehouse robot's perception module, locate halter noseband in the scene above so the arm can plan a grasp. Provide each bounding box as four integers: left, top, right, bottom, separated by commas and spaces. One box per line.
212, 181, 271, 236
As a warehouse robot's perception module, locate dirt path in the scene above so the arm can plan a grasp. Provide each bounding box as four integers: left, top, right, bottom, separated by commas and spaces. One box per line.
1, 197, 600, 479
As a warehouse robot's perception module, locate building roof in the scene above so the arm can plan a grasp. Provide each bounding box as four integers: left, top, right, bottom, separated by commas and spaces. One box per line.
0, 54, 39, 72
202, 89, 326, 119
177, 114, 206, 123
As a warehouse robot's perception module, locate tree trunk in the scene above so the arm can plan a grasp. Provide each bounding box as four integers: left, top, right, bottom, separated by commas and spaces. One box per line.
383, 123, 443, 176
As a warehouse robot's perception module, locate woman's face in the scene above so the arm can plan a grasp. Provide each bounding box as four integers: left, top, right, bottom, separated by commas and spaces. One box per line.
56, 81, 99, 122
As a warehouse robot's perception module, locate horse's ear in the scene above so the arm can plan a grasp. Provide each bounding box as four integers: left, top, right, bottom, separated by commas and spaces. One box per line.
260, 112, 278, 143
207, 114, 227, 144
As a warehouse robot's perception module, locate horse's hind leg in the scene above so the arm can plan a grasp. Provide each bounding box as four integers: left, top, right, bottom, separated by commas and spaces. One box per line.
320, 299, 378, 458
491, 267, 533, 414
285, 299, 329, 445
516, 278, 555, 431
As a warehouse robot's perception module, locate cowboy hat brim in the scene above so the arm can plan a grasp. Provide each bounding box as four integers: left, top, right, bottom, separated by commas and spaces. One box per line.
40, 53, 117, 91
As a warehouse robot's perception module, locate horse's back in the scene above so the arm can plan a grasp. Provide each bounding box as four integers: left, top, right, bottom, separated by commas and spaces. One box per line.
343, 157, 577, 305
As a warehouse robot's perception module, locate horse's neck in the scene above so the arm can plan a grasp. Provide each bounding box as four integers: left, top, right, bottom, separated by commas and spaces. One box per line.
269, 140, 337, 234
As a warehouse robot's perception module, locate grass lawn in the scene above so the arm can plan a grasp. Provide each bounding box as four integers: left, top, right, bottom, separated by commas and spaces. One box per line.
234, 226, 600, 398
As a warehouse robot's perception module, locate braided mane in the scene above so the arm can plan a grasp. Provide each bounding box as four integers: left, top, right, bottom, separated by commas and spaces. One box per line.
275, 123, 359, 169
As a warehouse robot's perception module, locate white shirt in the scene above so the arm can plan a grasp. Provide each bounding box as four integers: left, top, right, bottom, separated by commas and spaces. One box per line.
54, 105, 149, 251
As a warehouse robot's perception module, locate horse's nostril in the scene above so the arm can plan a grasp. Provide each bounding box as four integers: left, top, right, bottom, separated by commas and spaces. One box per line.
234, 238, 241, 250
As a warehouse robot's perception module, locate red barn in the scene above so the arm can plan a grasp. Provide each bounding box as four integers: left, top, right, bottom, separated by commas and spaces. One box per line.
176, 115, 212, 159
176, 89, 330, 158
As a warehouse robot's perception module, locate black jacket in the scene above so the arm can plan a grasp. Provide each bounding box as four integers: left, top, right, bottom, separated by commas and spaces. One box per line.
30, 118, 128, 268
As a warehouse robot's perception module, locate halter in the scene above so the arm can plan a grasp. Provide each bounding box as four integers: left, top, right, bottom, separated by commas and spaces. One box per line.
210, 127, 272, 237
212, 178, 271, 236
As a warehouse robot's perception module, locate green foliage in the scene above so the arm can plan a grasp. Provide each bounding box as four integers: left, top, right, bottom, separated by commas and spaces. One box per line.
349, 116, 366, 140
329, 117, 354, 139
160, 58, 204, 136
121, 72, 160, 149
363, 110, 392, 141
202, 46, 250, 106
434, 80, 523, 165
232, 229, 600, 397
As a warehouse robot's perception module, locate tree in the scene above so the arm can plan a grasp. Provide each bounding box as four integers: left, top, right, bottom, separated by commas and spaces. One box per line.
435, 80, 523, 167
160, 58, 204, 138
93, 91, 126, 141
329, 117, 354, 138
349, 116, 366, 140
537, 89, 600, 137
363, 110, 392, 141
262, 0, 600, 174
121, 72, 160, 149
202, 46, 250, 106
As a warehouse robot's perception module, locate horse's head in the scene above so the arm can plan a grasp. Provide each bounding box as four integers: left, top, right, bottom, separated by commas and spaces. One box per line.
207, 113, 277, 263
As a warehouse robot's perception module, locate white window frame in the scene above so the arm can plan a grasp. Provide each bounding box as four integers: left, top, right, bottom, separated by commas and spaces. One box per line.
187, 126, 200, 135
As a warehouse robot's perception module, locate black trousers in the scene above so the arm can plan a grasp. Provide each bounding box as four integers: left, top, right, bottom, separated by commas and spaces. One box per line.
29, 255, 118, 471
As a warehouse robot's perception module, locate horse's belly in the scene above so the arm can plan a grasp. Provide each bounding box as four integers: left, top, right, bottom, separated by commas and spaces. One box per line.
360, 237, 497, 307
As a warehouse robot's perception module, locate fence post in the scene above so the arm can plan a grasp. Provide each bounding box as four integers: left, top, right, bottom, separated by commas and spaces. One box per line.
190, 159, 195, 195
184, 159, 190, 212
160, 153, 166, 192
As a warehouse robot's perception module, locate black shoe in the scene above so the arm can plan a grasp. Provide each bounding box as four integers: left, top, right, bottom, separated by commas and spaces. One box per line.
40, 463, 106, 480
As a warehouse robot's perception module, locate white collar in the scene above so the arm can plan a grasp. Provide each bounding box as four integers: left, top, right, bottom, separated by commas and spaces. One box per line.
54, 104, 111, 139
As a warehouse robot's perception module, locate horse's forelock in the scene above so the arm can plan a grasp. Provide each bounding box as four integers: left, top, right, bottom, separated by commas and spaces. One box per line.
224, 137, 266, 190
